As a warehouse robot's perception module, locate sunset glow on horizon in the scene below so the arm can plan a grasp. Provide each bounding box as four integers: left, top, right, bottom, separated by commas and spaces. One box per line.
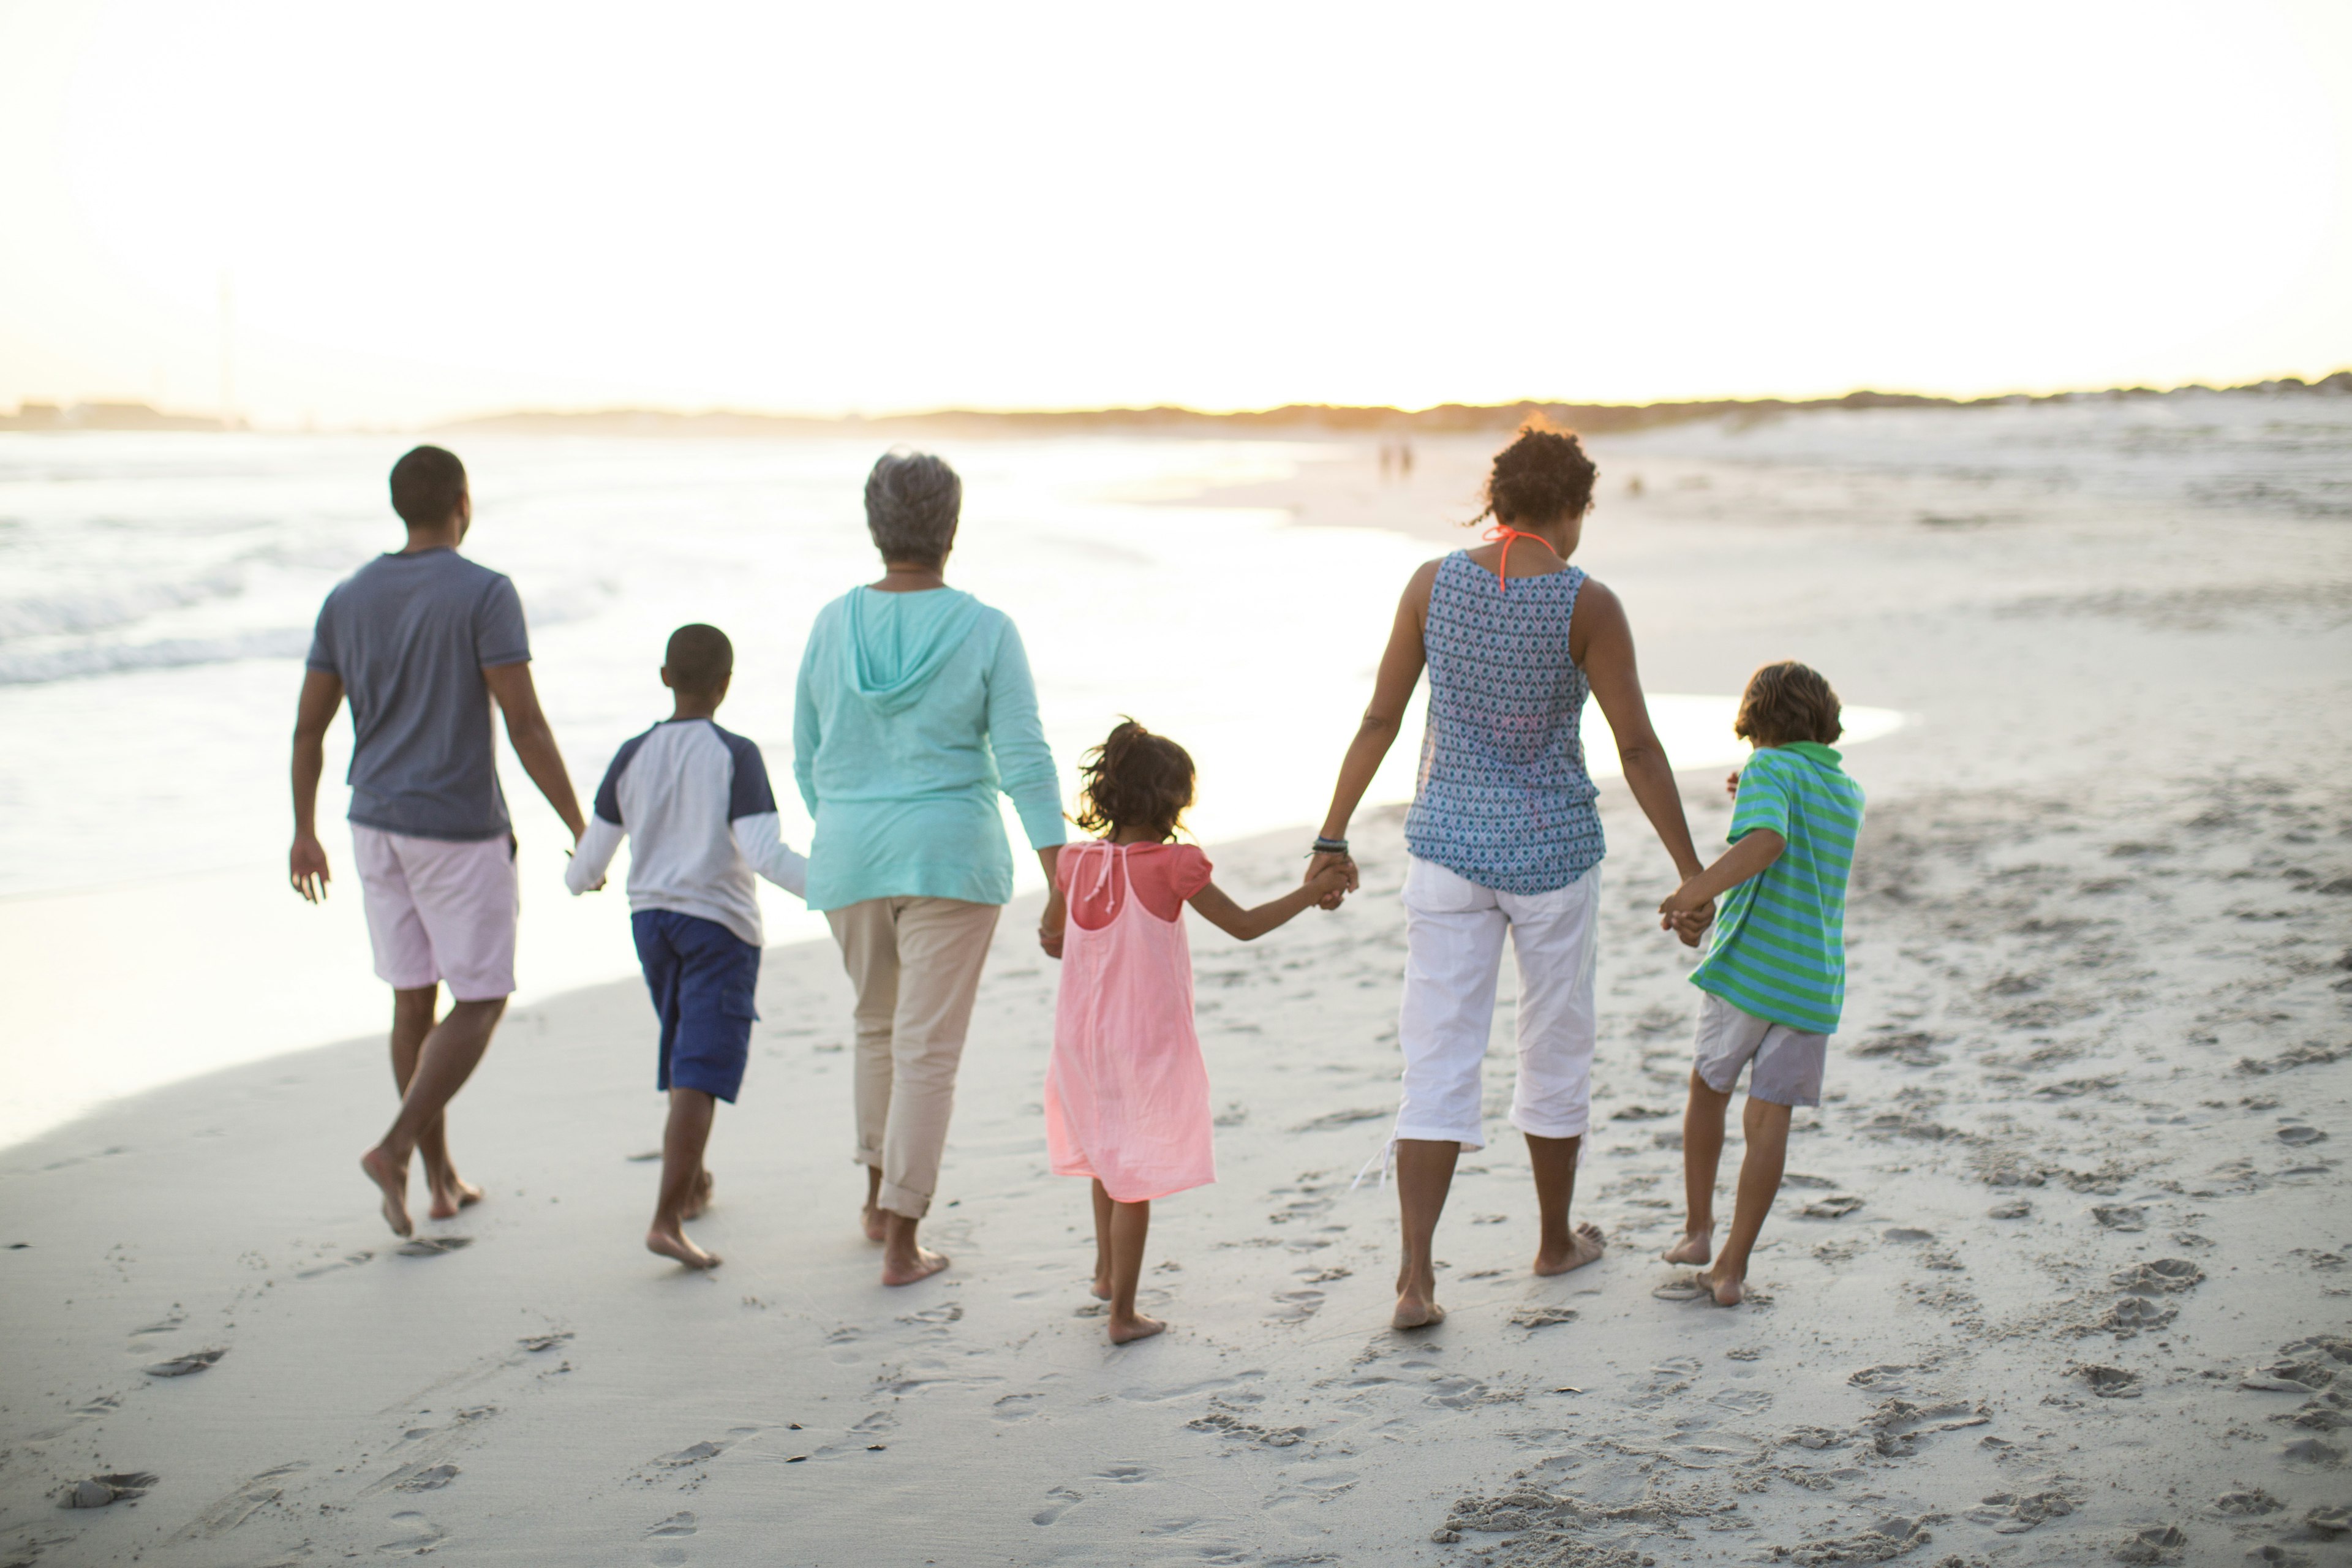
4, 1, 2348, 428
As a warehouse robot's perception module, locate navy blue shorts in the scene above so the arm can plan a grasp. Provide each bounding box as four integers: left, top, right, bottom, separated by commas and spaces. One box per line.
631, 910, 761, 1102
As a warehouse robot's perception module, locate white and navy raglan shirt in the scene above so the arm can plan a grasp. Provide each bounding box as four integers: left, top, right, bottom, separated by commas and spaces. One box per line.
564, 718, 808, 946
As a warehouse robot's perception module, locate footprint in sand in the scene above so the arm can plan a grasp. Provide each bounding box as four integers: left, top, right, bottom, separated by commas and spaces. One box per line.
1033, 1486, 1084, 1525
397, 1236, 473, 1257
646, 1513, 698, 1537
518, 1331, 573, 1353
1800, 1195, 1864, 1219
2111, 1259, 2203, 1294
2093, 1205, 2148, 1231
377, 1512, 446, 1552
1882, 1227, 1934, 1243
1989, 1199, 2033, 1219
128, 1310, 185, 1337
393, 1464, 458, 1492
2277, 1125, 2329, 1145
144, 1348, 226, 1378
992, 1394, 1042, 1421
1507, 1304, 1579, 1330
2074, 1363, 2143, 1398
59, 1472, 158, 1509
295, 1250, 375, 1279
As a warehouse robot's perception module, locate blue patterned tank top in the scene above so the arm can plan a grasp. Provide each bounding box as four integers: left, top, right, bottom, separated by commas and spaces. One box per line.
1403, 551, 1605, 893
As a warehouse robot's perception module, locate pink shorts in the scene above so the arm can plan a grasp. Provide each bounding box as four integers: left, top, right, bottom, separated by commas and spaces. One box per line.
353, 826, 519, 1001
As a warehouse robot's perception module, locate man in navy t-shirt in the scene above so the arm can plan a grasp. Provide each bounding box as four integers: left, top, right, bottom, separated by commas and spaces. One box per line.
290, 445, 587, 1239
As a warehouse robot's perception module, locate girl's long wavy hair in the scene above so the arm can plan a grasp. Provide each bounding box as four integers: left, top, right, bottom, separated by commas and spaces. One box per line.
1072, 719, 1196, 843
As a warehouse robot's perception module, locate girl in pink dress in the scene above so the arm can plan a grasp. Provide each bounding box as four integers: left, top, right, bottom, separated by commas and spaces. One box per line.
1039, 722, 1352, 1343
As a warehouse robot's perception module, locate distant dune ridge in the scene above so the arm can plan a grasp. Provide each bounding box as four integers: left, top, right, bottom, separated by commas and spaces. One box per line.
431, 370, 2352, 439
4, 370, 2347, 437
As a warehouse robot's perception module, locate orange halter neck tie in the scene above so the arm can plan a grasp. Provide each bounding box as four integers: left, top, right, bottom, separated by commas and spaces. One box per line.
1483, 523, 1552, 592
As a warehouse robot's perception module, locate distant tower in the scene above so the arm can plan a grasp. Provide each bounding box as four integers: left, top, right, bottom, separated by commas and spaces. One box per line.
217, 271, 236, 430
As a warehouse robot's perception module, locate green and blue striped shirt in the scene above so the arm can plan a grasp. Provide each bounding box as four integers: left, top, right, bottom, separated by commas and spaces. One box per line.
1689, 741, 1864, 1035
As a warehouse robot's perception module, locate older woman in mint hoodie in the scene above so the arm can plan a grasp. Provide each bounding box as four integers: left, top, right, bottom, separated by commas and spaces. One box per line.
794, 451, 1066, 1286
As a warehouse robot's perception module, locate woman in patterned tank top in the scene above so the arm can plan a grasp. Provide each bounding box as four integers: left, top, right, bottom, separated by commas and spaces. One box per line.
1310, 425, 1715, 1330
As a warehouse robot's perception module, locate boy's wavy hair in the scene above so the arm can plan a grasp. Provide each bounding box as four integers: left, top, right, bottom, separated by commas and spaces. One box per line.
1735, 660, 1843, 748
1468, 419, 1599, 528
1072, 719, 1196, 843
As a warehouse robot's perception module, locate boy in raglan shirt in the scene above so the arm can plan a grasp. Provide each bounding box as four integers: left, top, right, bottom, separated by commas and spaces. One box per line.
568, 625, 808, 1269
1654, 660, 1866, 1307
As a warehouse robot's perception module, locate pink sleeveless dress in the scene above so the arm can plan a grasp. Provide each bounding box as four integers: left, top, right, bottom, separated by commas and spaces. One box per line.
1046, 841, 1217, 1202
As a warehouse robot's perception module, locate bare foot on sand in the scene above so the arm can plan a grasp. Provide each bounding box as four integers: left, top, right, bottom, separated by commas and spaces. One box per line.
1109, 1314, 1166, 1344
360, 1147, 413, 1238
1661, 1227, 1712, 1265
881, 1247, 950, 1287
682, 1170, 713, 1222
1092, 1273, 1112, 1302
861, 1202, 886, 1244
1534, 1221, 1607, 1276
426, 1175, 484, 1222
1705, 1267, 1744, 1306
1392, 1295, 1447, 1330
647, 1225, 720, 1270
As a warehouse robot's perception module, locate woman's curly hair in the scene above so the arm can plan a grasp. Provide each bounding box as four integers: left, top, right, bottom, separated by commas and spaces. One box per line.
1072, 720, 1196, 842
1735, 661, 1844, 748
1469, 422, 1599, 528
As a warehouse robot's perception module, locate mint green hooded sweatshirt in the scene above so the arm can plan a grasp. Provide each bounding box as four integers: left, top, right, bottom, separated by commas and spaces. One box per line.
793, 587, 1065, 911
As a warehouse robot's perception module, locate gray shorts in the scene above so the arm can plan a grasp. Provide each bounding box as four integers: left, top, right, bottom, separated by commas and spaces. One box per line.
1693, 991, 1827, 1107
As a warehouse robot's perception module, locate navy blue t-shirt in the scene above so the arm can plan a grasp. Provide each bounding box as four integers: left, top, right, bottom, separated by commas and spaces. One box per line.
306, 548, 531, 841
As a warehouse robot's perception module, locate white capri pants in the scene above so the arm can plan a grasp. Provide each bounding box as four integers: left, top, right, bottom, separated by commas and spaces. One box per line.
1395, 856, 1601, 1150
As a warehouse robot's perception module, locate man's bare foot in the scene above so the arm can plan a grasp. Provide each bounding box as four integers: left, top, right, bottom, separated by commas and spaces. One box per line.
426, 1175, 484, 1222
360, 1147, 413, 1238
647, 1224, 720, 1270
1705, 1266, 1744, 1306
1108, 1314, 1166, 1344
1391, 1294, 1447, 1330
861, 1202, 887, 1244
881, 1246, 950, 1287
682, 1170, 714, 1222
1661, 1228, 1712, 1265
1534, 1220, 1607, 1276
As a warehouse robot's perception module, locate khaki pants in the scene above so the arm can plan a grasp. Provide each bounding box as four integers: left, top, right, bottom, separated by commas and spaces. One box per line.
825, 896, 1001, 1219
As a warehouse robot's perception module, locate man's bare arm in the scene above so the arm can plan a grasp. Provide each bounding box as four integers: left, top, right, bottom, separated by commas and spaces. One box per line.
290, 668, 345, 902
481, 661, 586, 842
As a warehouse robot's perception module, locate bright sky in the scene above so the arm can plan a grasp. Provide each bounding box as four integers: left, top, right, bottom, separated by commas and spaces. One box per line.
3, 1, 2348, 426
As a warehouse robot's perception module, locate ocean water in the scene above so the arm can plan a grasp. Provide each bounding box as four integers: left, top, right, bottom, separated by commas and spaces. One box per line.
15, 391, 2335, 1149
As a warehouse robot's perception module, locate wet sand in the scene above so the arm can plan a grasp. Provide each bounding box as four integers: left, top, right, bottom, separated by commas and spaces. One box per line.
3, 417, 2349, 1565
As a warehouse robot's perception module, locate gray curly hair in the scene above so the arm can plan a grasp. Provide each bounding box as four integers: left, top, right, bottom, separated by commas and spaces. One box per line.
864, 450, 962, 568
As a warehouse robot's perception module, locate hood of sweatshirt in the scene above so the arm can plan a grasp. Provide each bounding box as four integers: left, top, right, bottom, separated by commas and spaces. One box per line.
842, 587, 986, 715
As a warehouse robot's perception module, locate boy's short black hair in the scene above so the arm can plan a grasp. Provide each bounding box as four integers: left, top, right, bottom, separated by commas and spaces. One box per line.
1735, 660, 1842, 748
665, 624, 733, 696
389, 445, 467, 529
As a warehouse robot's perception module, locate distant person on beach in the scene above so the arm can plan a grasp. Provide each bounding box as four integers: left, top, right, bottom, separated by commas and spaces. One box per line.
288, 444, 587, 1238
1038, 722, 1352, 1342
1654, 662, 1863, 1307
566, 624, 810, 1270
1309, 424, 1715, 1330
794, 450, 1067, 1286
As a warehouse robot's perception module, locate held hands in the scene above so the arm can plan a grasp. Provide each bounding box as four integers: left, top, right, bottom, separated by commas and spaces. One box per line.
289, 834, 331, 903
1306, 850, 1357, 911
1038, 886, 1067, 959
1725, 769, 1740, 799
1657, 880, 1717, 949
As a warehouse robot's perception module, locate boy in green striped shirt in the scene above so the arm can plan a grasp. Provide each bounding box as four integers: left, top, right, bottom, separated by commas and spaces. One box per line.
1654, 662, 1865, 1306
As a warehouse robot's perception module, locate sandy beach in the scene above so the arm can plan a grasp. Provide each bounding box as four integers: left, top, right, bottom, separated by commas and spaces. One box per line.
4, 409, 2350, 1566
